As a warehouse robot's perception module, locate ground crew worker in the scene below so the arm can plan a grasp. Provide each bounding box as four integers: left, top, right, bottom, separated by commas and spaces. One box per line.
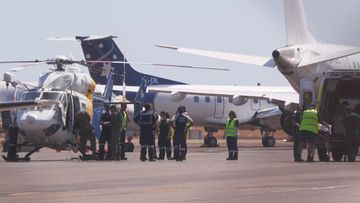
158, 111, 172, 160
110, 105, 122, 160
298, 104, 319, 162
3, 111, 19, 161
224, 111, 239, 160
170, 105, 193, 161
98, 105, 112, 160
74, 110, 97, 160
134, 103, 158, 161
342, 105, 360, 162
290, 107, 303, 162
120, 103, 130, 160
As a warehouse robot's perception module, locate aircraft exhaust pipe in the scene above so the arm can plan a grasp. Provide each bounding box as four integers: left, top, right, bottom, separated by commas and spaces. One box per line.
272, 49, 297, 75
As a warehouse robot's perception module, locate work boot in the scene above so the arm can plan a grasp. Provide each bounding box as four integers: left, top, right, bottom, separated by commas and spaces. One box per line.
158, 148, 165, 160
140, 145, 147, 161
166, 149, 172, 160
226, 152, 232, 160
233, 152, 238, 160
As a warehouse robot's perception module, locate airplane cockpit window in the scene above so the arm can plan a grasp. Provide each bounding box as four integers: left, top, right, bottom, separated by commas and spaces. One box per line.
205, 96, 211, 103
194, 96, 199, 103
217, 96, 222, 103
21, 92, 40, 101
40, 92, 61, 100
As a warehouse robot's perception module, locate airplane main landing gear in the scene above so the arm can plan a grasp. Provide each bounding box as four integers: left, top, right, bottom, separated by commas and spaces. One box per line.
202, 127, 219, 147
261, 129, 276, 147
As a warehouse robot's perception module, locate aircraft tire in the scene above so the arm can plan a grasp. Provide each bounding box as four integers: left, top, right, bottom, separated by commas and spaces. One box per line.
262, 137, 275, 147
209, 137, 217, 147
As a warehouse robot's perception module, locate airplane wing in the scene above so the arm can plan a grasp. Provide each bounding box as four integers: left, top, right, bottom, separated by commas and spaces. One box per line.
155, 45, 275, 67
0, 100, 57, 112
147, 85, 298, 105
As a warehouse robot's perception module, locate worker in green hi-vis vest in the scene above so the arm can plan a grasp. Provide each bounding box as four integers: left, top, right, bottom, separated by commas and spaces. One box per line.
224, 111, 240, 160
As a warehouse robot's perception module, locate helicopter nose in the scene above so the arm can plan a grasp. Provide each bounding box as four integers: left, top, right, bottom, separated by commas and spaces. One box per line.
26, 114, 37, 124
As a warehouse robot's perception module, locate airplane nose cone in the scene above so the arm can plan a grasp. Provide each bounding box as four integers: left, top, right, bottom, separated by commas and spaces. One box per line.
26, 114, 37, 124
272, 50, 280, 59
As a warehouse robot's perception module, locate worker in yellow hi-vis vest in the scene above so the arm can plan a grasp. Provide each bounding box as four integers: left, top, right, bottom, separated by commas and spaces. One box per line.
120, 104, 130, 160
224, 111, 240, 160
298, 104, 319, 162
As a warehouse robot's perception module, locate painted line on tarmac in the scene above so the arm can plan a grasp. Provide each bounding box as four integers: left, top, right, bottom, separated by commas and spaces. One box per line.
244, 184, 360, 195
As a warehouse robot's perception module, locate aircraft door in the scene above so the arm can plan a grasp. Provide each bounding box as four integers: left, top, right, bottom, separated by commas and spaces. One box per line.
214, 96, 224, 119
300, 78, 316, 109
251, 98, 260, 110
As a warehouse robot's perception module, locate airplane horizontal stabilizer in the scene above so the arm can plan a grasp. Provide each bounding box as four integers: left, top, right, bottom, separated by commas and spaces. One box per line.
156, 45, 275, 67
299, 48, 360, 67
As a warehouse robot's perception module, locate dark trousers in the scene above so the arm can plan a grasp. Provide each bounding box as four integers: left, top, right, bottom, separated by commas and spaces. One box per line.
293, 133, 301, 161
139, 130, 155, 161
120, 129, 126, 158
344, 133, 359, 162
79, 130, 97, 157
99, 130, 111, 159
158, 137, 172, 160
226, 136, 238, 160
173, 135, 186, 161
7, 127, 18, 160
111, 132, 121, 160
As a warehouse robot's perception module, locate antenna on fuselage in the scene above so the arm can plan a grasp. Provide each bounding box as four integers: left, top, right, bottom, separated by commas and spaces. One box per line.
122, 52, 127, 102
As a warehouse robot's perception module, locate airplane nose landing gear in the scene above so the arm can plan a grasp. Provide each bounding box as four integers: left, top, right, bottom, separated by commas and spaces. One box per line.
201, 127, 219, 147
261, 129, 276, 147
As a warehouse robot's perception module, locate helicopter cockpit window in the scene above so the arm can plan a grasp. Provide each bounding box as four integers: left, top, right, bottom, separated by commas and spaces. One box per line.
21, 92, 40, 101
40, 92, 61, 100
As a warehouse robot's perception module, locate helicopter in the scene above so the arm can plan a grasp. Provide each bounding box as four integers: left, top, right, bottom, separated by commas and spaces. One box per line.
0, 57, 118, 161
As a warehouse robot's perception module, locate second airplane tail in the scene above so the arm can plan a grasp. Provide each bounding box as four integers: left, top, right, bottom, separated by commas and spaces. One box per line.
77, 35, 185, 86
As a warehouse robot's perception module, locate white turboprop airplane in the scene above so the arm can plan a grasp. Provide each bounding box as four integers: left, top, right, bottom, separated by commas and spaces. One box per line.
76, 35, 298, 147
156, 0, 360, 112
156, 0, 360, 131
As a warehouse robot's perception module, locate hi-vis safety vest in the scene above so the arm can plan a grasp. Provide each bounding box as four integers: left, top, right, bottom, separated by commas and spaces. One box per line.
121, 111, 127, 130
299, 109, 319, 134
225, 118, 238, 137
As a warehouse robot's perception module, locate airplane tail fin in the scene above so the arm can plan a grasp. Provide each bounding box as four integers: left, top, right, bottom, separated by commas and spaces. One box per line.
284, 0, 317, 45
76, 35, 184, 86
133, 77, 147, 117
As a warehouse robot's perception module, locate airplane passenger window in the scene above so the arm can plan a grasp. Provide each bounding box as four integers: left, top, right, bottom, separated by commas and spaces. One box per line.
205, 96, 211, 103
194, 96, 199, 103
217, 96, 222, 103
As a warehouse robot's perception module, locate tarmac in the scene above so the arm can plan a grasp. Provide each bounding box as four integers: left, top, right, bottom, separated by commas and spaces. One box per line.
1, 139, 360, 203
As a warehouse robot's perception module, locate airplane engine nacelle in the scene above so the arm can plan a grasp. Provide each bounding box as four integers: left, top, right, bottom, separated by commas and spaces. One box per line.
232, 96, 248, 106
170, 91, 186, 102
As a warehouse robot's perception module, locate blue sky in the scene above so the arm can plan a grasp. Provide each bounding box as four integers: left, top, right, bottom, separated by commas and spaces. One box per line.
1, 0, 360, 86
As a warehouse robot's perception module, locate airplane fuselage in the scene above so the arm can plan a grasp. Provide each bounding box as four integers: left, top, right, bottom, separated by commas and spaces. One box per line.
274, 44, 360, 104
